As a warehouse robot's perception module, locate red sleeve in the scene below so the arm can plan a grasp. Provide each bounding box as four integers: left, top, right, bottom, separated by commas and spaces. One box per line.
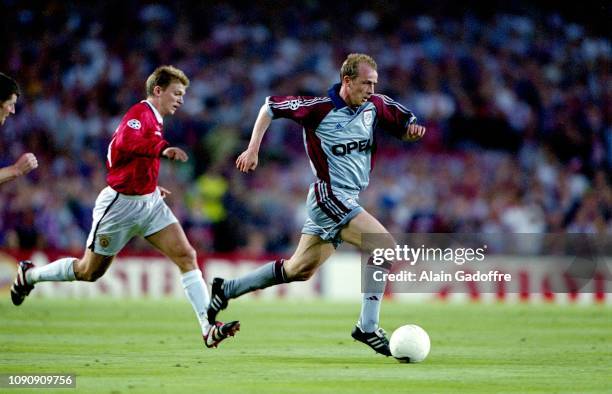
113, 105, 169, 157
267, 95, 332, 127
370, 94, 417, 139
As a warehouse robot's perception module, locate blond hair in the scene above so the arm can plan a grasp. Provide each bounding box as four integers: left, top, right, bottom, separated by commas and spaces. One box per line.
146, 65, 190, 96
340, 53, 377, 81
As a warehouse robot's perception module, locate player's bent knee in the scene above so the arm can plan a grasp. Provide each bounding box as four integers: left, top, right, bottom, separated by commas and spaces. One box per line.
185, 246, 197, 262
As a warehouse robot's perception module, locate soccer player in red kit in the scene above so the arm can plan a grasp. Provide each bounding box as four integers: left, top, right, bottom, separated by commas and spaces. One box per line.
0, 72, 38, 185
10, 66, 239, 348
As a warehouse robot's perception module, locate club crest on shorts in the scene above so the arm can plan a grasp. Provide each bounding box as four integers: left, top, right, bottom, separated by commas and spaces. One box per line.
362, 109, 373, 127
98, 234, 111, 248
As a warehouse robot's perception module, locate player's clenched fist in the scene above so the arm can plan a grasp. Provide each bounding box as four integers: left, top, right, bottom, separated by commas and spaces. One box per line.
403, 123, 426, 142
15, 153, 38, 175
236, 149, 259, 173
162, 147, 188, 162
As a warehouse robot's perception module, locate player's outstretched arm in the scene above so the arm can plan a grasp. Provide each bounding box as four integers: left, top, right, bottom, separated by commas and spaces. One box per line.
162, 147, 188, 162
0, 153, 38, 185
236, 103, 272, 173
402, 123, 426, 142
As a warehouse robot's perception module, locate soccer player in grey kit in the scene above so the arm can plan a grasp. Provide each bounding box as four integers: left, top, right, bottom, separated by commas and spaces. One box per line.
208, 53, 426, 356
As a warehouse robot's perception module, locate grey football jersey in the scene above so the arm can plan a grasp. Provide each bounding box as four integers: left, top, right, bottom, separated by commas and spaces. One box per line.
267, 83, 416, 192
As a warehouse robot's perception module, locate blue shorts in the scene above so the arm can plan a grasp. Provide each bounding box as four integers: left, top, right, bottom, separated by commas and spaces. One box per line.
301, 181, 363, 247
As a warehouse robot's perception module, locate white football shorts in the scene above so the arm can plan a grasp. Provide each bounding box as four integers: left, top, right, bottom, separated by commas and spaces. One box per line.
86, 186, 178, 256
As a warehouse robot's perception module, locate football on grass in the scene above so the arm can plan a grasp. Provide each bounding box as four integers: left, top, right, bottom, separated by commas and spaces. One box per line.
389, 324, 430, 363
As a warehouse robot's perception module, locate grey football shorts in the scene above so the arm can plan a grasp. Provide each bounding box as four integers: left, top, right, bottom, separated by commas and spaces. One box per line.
301, 181, 363, 247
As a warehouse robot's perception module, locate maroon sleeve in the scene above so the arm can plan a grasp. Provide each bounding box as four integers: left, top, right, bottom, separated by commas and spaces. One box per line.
113, 106, 169, 157
370, 94, 417, 139
266, 95, 332, 127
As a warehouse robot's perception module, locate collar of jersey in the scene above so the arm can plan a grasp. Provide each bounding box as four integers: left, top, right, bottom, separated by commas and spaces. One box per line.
142, 100, 164, 125
327, 83, 349, 110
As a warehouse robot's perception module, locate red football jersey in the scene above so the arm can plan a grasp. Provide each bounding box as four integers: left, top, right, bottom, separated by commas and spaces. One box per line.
106, 101, 170, 195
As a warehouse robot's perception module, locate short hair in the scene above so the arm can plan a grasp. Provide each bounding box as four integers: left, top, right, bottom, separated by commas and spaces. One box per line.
0, 72, 20, 102
145, 66, 190, 97
340, 53, 377, 81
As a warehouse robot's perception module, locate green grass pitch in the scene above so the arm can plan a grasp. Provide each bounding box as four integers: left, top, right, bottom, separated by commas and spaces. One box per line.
1, 298, 610, 393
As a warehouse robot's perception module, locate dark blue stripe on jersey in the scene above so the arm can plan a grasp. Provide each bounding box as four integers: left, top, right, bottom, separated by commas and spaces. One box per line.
327, 83, 347, 109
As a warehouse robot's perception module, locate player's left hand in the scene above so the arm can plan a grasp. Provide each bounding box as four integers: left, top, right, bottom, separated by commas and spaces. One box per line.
158, 186, 172, 198
14, 152, 38, 175
403, 123, 426, 142
162, 147, 189, 162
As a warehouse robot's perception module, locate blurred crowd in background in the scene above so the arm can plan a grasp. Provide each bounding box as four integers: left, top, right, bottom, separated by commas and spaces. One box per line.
0, 1, 610, 256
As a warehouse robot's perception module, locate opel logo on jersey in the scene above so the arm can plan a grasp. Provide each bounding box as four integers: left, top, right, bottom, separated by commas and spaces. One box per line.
362, 109, 373, 127
331, 139, 372, 156
127, 119, 142, 130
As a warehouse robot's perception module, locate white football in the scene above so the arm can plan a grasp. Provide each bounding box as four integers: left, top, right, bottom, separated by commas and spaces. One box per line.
389, 324, 430, 363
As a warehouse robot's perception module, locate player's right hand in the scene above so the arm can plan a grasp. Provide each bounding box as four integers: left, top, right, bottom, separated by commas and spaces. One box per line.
14, 153, 38, 176
403, 123, 426, 142
162, 147, 188, 162
236, 149, 258, 173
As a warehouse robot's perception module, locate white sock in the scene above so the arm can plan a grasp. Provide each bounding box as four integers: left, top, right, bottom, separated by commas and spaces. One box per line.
358, 292, 384, 333
27, 257, 76, 284
181, 269, 211, 335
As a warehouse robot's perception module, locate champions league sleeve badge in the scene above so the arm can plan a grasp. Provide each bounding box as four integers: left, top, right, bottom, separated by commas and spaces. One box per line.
127, 119, 142, 129
289, 100, 300, 110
